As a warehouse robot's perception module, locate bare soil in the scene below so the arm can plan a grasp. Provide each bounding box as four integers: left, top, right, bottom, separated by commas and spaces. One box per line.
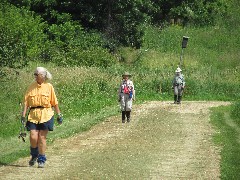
0, 101, 230, 180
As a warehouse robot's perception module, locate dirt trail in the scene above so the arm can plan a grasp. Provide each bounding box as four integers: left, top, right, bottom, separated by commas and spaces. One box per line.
0, 101, 230, 179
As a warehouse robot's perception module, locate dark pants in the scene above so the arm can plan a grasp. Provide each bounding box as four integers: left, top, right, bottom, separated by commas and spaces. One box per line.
122, 111, 131, 123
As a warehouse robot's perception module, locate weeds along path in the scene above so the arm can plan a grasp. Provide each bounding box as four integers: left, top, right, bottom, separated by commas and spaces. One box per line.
0, 101, 230, 179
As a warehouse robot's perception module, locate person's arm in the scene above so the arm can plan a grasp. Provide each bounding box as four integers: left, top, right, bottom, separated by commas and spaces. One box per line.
172, 76, 176, 89
54, 104, 61, 115
117, 81, 122, 101
54, 104, 63, 124
132, 82, 135, 101
22, 103, 28, 117
118, 81, 123, 95
50, 85, 63, 124
181, 75, 185, 88
21, 102, 29, 124
21, 93, 29, 123
133, 89, 136, 101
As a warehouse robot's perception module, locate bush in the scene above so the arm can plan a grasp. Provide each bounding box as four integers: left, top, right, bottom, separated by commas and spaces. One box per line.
0, 2, 47, 68
169, 0, 229, 26
47, 21, 116, 67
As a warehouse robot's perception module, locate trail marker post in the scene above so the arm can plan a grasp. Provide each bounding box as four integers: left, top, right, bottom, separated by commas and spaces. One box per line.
180, 36, 189, 68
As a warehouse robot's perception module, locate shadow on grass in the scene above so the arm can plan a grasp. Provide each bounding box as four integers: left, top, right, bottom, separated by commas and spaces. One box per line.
0, 161, 29, 168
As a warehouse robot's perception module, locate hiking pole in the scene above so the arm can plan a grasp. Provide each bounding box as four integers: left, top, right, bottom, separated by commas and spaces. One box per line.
18, 102, 27, 142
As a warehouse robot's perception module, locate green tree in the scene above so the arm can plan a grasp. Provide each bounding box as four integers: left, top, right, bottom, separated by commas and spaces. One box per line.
6, 0, 229, 51
7, 0, 151, 48
168, 0, 228, 26
0, 2, 47, 69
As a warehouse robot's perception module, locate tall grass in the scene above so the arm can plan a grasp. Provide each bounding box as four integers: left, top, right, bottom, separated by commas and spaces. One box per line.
197, 1, 240, 176
136, 23, 240, 100
211, 104, 240, 179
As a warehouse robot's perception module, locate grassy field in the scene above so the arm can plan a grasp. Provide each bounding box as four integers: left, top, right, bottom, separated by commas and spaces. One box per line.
1, 0, 240, 178
211, 104, 240, 179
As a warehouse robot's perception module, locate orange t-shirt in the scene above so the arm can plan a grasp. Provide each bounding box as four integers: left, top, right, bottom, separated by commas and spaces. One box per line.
24, 82, 58, 124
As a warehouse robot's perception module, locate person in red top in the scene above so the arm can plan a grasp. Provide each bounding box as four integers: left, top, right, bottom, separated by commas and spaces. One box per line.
118, 72, 135, 123
22, 67, 63, 168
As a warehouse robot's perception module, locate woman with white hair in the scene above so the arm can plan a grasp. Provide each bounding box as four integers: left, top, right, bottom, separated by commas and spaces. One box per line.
21, 67, 63, 168
172, 67, 185, 104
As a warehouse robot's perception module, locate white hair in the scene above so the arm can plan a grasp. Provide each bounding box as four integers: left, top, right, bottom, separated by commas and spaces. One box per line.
35, 67, 52, 80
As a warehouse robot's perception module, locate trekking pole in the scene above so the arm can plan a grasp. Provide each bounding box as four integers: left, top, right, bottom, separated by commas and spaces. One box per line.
18, 102, 27, 142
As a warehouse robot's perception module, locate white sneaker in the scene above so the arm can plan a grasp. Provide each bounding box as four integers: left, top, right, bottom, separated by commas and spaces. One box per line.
38, 162, 45, 168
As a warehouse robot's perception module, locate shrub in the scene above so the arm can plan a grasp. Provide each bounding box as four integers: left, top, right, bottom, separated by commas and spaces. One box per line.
47, 21, 116, 67
0, 2, 47, 68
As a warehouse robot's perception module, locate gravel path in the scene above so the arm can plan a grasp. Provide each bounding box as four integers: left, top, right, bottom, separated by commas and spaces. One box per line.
0, 101, 230, 180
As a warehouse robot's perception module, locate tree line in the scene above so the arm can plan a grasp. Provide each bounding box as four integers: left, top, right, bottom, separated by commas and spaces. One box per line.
0, 0, 228, 70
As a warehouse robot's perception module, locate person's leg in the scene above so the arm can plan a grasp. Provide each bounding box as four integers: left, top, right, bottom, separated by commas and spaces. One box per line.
177, 86, 183, 104
38, 130, 48, 154
37, 130, 48, 168
122, 111, 126, 123
177, 96, 182, 104
126, 95, 133, 122
120, 94, 126, 123
126, 111, 131, 122
174, 86, 178, 104
29, 130, 39, 166
30, 130, 39, 148
174, 95, 177, 104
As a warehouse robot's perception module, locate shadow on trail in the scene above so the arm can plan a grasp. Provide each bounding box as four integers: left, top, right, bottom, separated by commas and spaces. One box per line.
0, 162, 28, 168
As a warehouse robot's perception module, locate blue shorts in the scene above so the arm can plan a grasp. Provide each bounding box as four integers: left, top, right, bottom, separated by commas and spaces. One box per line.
26, 116, 54, 131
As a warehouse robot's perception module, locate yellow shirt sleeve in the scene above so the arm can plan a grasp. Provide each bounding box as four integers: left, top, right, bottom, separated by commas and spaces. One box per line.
49, 84, 58, 107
